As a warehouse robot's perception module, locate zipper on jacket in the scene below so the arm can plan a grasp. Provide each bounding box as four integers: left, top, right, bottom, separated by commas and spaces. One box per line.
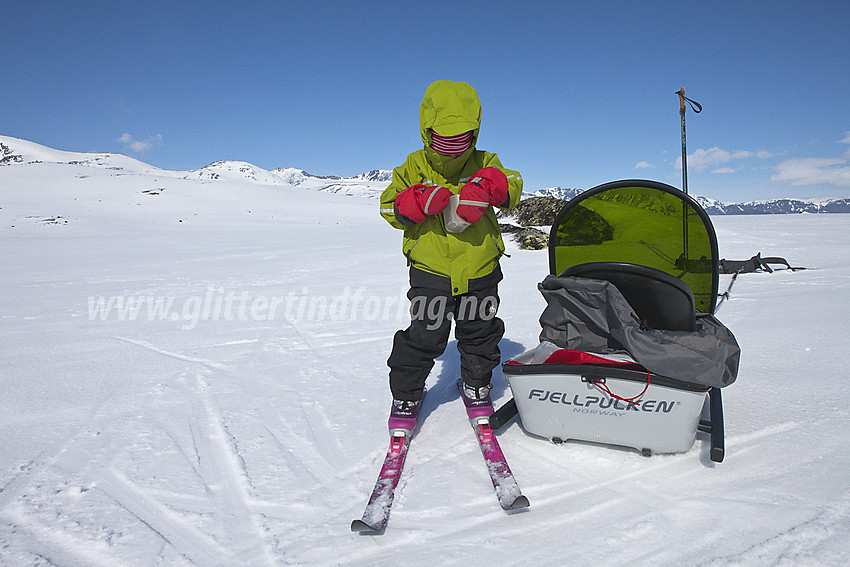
403, 223, 425, 266
485, 213, 510, 259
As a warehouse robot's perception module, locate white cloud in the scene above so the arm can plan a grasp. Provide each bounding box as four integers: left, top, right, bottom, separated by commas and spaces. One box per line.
634, 161, 655, 169
117, 133, 162, 153
676, 146, 774, 171
711, 167, 738, 174
771, 157, 850, 188
770, 131, 850, 188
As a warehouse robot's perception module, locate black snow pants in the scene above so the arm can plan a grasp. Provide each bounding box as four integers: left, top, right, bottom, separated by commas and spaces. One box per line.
387, 284, 504, 401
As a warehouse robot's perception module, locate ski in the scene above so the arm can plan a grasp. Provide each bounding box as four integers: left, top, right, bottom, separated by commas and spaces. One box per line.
459, 382, 530, 511
351, 430, 412, 533
351, 399, 422, 533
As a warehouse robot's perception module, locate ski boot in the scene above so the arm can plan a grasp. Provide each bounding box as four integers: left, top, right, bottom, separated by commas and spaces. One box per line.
460, 381, 493, 421
388, 398, 422, 436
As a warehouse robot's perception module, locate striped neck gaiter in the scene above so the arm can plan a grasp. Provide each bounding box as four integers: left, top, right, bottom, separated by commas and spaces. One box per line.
430, 130, 473, 156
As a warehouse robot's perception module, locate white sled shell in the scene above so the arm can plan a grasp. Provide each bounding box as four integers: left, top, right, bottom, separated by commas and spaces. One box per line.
505, 363, 708, 455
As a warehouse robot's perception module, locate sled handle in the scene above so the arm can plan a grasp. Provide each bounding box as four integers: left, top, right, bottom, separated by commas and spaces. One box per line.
489, 398, 518, 430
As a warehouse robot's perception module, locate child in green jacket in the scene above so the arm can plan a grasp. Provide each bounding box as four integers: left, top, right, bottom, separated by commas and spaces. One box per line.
380, 80, 522, 428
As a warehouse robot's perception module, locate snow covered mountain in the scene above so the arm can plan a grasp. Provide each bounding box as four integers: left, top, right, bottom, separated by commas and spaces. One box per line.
522, 186, 584, 201
527, 184, 850, 215
0, 135, 391, 199
3, 135, 849, 213
270, 167, 391, 198
695, 195, 850, 215
0, 136, 163, 174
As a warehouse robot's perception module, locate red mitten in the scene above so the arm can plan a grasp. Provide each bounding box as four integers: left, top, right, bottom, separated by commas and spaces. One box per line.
469, 166, 509, 207
456, 182, 491, 224
395, 184, 452, 224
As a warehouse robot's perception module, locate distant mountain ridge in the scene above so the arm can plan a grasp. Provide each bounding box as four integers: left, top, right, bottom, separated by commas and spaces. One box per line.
2, 136, 848, 213
526, 185, 850, 215
522, 187, 584, 201
0, 136, 391, 198
694, 195, 850, 215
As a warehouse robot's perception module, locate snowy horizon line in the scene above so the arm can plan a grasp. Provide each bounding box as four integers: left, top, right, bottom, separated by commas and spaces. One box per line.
3, 134, 849, 210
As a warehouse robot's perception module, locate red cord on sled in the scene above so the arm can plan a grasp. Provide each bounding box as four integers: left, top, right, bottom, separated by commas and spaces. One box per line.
588, 373, 651, 406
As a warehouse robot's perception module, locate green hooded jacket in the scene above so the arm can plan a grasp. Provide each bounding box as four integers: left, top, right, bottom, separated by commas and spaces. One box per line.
380, 81, 523, 295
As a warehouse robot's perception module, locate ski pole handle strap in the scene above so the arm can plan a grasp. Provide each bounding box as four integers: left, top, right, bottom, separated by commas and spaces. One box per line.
676, 88, 702, 113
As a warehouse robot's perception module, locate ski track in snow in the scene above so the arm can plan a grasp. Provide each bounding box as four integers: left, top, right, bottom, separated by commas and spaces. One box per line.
114, 336, 225, 368
700, 489, 850, 566
96, 468, 231, 567
186, 373, 278, 566
2, 147, 850, 566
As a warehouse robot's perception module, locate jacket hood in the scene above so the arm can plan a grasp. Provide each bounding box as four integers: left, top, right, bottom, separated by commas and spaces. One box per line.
419, 81, 481, 181
419, 80, 481, 147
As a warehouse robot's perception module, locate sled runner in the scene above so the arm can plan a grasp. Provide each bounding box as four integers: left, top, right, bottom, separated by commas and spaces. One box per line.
493, 180, 739, 462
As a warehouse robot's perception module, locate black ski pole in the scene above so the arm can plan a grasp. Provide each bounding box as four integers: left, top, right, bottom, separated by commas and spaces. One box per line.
676, 88, 702, 195
676, 88, 702, 270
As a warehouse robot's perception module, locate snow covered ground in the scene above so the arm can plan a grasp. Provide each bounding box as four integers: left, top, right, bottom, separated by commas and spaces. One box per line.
1, 136, 849, 566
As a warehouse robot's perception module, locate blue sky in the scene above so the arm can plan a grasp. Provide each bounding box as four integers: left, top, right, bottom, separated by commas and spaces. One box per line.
3, 1, 849, 201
